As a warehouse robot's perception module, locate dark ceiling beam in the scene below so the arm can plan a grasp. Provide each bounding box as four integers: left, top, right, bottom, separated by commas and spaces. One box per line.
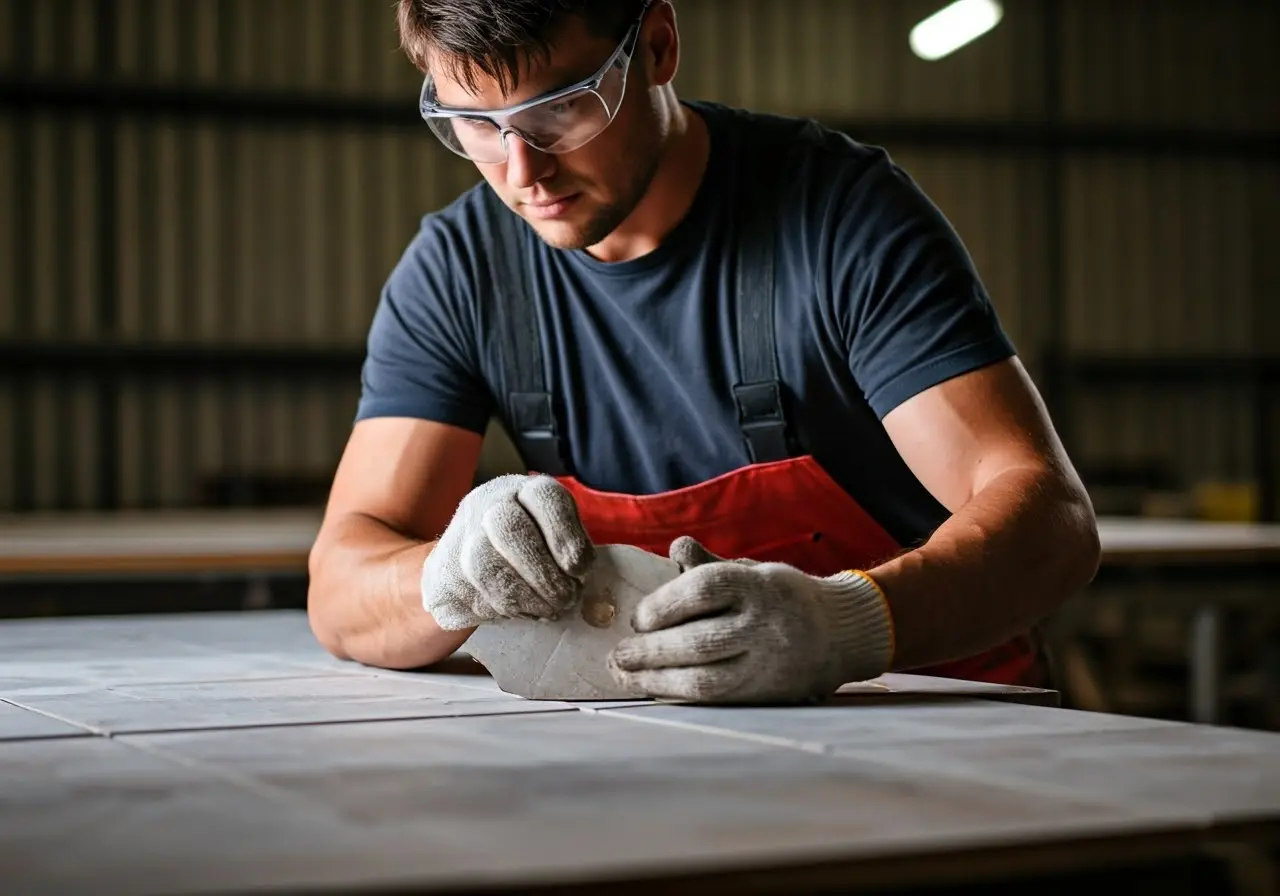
2, 77, 1277, 159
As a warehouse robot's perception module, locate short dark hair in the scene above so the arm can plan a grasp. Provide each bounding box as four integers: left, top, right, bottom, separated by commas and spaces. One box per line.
397, 0, 644, 95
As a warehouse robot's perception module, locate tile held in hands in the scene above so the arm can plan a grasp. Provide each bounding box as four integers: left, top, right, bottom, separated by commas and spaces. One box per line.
464, 544, 680, 700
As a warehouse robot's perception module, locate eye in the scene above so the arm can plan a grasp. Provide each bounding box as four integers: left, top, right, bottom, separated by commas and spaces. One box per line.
545, 98, 578, 115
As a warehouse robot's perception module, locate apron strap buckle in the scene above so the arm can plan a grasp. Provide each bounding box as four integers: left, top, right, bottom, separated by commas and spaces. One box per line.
733, 381, 789, 464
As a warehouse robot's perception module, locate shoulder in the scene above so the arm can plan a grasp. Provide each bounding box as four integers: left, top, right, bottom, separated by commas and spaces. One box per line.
693, 100, 927, 265
394, 180, 507, 286
693, 100, 895, 194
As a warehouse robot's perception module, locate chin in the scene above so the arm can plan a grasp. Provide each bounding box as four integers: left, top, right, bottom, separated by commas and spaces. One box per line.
524, 214, 602, 251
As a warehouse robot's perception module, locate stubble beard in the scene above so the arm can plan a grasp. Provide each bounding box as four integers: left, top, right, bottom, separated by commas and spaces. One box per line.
532, 140, 664, 251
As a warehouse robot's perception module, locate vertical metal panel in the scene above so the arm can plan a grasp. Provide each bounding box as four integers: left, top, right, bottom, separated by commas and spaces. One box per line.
115, 0, 141, 78
115, 118, 142, 339
69, 378, 99, 508
1253, 164, 1280, 354
191, 124, 221, 342
68, 0, 98, 75
30, 378, 57, 508
70, 118, 100, 339
336, 0, 369, 96
0, 116, 13, 339
298, 127, 329, 340
31, 0, 62, 74
154, 121, 182, 339
1065, 156, 1257, 356
152, 0, 179, 79
0, 383, 11, 509
1062, 0, 1280, 129
192, 380, 222, 495
30, 116, 58, 339
115, 379, 141, 507
337, 131, 367, 338
0, 1, 14, 70
152, 382, 186, 505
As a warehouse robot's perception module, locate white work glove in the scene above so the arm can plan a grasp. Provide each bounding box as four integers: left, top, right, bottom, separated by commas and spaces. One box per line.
607, 537, 895, 704
421, 474, 595, 631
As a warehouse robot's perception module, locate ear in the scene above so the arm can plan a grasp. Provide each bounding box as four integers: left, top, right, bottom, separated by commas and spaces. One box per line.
642, 1, 680, 87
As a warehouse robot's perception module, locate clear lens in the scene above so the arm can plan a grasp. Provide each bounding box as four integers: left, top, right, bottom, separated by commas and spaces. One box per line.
423, 34, 632, 163
428, 116, 506, 163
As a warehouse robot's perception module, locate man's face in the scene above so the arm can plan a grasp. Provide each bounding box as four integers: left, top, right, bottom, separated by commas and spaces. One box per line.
427, 14, 663, 251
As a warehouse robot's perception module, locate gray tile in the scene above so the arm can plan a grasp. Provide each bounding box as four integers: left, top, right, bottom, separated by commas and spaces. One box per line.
607, 699, 1182, 751
127, 714, 1195, 886
834, 723, 1280, 823
0, 653, 337, 697
0, 618, 208, 663
10, 673, 571, 734
0, 700, 89, 740
0, 736, 423, 896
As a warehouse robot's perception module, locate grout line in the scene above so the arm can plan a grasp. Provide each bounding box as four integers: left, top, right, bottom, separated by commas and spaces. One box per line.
1, 696, 109, 737
590, 708, 1211, 824
97, 704, 585, 738
590, 706, 835, 754
115, 734, 337, 816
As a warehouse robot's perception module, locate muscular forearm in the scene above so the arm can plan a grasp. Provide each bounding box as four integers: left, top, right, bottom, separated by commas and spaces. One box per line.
868, 466, 1100, 671
307, 513, 472, 669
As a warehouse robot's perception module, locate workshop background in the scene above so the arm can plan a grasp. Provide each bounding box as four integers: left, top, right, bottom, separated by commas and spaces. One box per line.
0, 1, 1277, 727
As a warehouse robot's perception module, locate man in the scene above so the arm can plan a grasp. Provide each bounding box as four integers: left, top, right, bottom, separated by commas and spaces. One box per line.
307, 0, 1100, 704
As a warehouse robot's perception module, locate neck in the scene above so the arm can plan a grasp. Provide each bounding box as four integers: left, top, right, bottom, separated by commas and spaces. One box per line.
585, 93, 709, 263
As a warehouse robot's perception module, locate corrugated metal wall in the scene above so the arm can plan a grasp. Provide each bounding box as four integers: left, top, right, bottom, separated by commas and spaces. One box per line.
1, 0, 1277, 513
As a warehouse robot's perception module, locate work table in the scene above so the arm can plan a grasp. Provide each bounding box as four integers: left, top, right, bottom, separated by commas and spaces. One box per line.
1, 609, 1278, 893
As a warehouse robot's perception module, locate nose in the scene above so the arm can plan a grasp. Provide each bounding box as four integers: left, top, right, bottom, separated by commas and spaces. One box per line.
503, 133, 556, 189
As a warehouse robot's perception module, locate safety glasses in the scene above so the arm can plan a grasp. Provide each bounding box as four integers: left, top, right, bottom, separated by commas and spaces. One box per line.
418, 2, 652, 163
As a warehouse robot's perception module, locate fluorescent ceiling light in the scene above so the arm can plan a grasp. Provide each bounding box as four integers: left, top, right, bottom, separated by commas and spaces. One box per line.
910, 0, 1004, 61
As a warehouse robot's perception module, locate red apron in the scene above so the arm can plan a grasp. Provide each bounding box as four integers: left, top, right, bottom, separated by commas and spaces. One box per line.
555, 456, 1047, 688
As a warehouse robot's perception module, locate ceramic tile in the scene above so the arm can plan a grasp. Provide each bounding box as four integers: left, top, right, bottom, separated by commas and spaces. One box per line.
125, 713, 1195, 886
607, 698, 1182, 752
834, 723, 1280, 823
0, 736, 430, 896
0, 700, 89, 740
10, 674, 573, 735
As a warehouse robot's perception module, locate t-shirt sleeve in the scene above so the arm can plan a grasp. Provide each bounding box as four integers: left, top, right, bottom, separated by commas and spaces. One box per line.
827, 152, 1016, 419
354, 216, 494, 433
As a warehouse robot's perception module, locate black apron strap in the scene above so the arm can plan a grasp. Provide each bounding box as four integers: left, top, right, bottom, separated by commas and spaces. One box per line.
483, 188, 571, 477
732, 141, 792, 464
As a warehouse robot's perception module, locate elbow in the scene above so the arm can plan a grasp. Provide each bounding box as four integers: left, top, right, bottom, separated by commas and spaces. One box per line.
306, 544, 351, 661
1063, 483, 1102, 592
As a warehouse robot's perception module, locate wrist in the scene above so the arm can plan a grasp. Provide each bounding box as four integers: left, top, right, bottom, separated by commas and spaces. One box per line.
818, 570, 896, 687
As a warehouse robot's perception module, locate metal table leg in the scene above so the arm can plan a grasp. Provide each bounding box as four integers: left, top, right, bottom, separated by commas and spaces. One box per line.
1189, 604, 1223, 725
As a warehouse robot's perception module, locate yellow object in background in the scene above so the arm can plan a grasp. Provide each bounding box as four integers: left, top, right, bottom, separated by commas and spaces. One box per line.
1194, 481, 1259, 523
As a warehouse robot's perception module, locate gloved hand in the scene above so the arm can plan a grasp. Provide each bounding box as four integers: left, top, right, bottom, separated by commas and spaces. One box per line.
421, 474, 595, 631
606, 536, 895, 704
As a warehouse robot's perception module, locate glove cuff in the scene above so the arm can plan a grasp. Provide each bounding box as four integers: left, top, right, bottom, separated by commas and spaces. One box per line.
819, 570, 896, 687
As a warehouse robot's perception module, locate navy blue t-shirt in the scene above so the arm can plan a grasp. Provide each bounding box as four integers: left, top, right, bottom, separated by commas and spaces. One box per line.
356, 101, 1016, 548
